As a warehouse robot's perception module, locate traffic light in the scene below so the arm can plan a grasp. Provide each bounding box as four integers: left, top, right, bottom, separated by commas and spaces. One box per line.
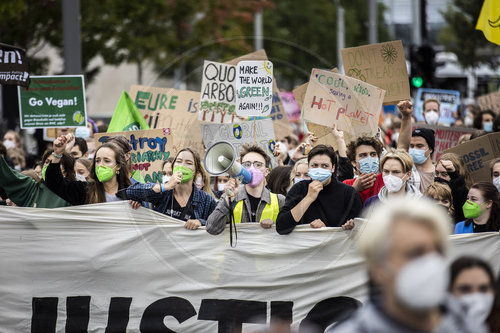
410, 44, 435, 88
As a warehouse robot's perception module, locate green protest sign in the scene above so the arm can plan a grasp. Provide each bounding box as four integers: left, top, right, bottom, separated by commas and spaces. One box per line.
18, 75, 86, 128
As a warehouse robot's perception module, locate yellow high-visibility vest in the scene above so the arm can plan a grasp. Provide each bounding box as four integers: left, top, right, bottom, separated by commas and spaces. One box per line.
233, 193, 279, 223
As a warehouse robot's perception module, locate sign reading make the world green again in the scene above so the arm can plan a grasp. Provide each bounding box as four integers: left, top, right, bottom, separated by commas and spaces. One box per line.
18, 75, 87, 128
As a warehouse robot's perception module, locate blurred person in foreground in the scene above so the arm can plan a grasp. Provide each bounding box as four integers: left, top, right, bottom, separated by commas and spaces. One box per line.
329, 198, 486, 333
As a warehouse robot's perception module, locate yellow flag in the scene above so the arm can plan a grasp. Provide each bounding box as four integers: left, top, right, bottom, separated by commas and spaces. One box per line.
476, 0, 500, 46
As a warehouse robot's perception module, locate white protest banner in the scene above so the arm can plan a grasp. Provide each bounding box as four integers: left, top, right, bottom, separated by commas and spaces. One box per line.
128, 85, 204, 157
341, 40, 410, 105
199, 60, 237, 123
415, 88, 461, 125
235, 60, 273, 117
201, 119, 277, 166
303, 69, 385, 139
94, 128, 173, 183
478, 91, 500, 114
0, 203, 499, 332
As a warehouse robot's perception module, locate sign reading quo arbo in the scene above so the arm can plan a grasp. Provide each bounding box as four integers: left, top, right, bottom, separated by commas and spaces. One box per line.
18, 75, 86, 129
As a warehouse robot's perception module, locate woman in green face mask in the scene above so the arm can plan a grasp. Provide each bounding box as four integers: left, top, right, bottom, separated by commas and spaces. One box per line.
454, 182, 500, 234
127, 148, 217, 230
45, 134, 132, 205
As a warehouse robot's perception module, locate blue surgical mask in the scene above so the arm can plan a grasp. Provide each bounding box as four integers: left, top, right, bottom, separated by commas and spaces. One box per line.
359, 157, 379, 174
75, 127, 91, 138
308, 168, 332, 182
484, 122, 493, 132
409, 148, 428, 165
294, 177, 308, 184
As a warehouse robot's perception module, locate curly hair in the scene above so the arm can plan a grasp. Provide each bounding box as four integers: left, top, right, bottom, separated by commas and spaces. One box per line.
346, 136, 384, 163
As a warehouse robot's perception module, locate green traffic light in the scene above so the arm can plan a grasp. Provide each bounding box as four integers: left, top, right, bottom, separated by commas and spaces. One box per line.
412, 76, 423, 88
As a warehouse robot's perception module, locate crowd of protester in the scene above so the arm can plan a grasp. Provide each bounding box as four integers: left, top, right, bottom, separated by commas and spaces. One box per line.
1, 97, 500, 332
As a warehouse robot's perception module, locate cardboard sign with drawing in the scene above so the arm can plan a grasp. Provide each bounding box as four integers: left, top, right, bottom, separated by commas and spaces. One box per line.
303, 69, 385, 140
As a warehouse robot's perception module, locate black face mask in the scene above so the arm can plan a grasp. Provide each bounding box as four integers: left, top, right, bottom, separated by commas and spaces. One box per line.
434, 177, 450, 185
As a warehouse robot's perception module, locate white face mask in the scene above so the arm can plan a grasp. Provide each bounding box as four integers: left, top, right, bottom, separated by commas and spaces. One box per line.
424, 111, 439, 125
14, 164, 22, 171
459, 293, 494, 324
391, 132, 399, 143
162, 175, 171, 184
464, 117, 474, 127
3, 139, 15, 150
75, 127, 91, 139
395, 253, 448, 311
383, 174, 405, 193
195, 176, 203, 190
76, 174, 87, 182
493, 176, 500, 192
217, 183, 226, 192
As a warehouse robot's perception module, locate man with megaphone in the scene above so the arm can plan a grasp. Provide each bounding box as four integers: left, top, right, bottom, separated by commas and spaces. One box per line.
205, 144, 285, 235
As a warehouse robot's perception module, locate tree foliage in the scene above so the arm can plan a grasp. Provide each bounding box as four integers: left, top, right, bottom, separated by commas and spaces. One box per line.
262, 0, 390, 88
439, 0, 499, 68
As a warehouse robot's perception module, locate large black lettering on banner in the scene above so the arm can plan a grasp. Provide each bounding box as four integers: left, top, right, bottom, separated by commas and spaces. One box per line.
0, 43, 30, 87
30, 296, 362, 332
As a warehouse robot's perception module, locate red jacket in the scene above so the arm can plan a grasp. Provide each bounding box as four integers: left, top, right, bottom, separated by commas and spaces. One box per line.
343, 173, 385, 203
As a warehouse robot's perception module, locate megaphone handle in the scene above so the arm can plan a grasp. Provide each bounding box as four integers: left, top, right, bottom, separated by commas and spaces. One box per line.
228, 197, 237, 248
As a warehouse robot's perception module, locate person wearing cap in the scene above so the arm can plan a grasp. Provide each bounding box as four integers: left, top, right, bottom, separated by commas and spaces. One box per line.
397, 100, 436, 193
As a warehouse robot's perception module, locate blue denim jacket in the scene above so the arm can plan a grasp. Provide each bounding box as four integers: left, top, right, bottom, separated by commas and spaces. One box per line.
126, 182, 216, 225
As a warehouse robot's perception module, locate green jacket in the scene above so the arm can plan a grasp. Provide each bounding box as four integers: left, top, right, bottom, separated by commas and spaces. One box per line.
0, 156, 70, 208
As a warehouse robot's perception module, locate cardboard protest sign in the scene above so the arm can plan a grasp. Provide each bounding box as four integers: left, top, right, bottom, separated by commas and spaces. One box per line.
0, 43, 29, 87
292, 68, 339, 109
226, 50, 293, 139
303, 69, 385, 139
413, 125, 475, 162
341, 40, 410, 105
95, 128, 173, 183
199, 61, 237, 123
128, 85, 204, 157
18, 75, 86, 129
200, 119, 278, 167
478, 91, 500, 114
415, 88, 460, 125
235, 60, 273, 117
280, 91, 301, 122
444, 132, 500, 183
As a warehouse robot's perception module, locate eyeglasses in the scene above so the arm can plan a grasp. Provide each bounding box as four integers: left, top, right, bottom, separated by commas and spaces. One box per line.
242, 161, 264, 168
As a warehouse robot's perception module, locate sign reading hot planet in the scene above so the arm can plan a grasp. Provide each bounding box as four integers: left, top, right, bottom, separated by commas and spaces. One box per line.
236, 60, 273, 117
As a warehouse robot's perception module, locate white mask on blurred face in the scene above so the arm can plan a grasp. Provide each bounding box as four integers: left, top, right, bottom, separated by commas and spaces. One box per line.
217, 183, 226, 192
76, 174, 87, 182
395, 253, 448, 311
424, 111, 439, 125
195, 176, 203, 190
459, 293, 494, 325
3, 140, 15, 150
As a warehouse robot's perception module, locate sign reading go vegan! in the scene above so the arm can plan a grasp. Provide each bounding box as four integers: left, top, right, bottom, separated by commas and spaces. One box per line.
18, 75, 87, 129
